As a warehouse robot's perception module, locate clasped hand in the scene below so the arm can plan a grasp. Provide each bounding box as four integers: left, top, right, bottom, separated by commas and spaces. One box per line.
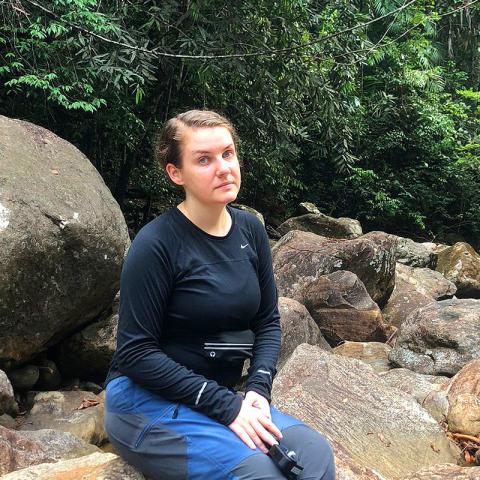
228, 391, 282, 454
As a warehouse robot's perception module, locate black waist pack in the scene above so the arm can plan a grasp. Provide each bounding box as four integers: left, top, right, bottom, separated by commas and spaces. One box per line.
202, 329, 255, 362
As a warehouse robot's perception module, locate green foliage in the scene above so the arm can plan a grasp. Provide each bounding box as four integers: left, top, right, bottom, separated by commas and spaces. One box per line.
0, 0, 479, 245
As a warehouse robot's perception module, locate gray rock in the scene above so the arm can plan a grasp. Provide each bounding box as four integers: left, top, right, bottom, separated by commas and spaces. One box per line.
277, 213, 362, 239
389, 299, 480, 376
0, 452, 145, 479
35, 360, 61, 391
21, 429, 100, 460
0, 414, 16, 429
231, 203, 264, 225
272, 344, 460, 479
272, 231, 396, 308
7, 365, 39, 392
295, 202, 320, 215
55, 312, 118, 382
0, 370, 15, 415
0, 116, 130, 369
393, 236, 436, 268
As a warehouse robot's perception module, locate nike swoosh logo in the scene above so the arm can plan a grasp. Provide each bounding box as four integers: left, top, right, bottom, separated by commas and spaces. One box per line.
241, 244, 249, 249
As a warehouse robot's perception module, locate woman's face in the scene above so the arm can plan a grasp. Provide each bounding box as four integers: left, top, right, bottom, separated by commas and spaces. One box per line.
167, 126, 241, 207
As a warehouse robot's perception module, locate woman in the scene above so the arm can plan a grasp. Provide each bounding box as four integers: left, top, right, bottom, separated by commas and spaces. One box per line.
104, 110, 335, 479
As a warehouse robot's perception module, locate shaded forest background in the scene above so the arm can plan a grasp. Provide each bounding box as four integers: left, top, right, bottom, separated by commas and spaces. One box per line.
1, 0, 479, 246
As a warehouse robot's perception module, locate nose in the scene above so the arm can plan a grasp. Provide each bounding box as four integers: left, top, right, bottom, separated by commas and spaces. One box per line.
216, 156, 231, 175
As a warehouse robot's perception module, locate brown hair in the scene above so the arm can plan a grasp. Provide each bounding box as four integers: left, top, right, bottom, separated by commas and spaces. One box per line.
154, 110, 239, 169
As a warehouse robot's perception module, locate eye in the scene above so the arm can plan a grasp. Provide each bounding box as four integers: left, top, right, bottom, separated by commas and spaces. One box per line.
223, 150, 234, 159
198, 156, 209, 165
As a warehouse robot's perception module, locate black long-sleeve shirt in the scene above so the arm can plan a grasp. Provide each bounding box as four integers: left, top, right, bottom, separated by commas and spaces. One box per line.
106, 205, 281, 426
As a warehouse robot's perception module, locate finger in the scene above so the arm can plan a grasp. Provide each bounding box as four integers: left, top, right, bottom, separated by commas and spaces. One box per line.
245, 423, 268, 453
258, 415, 283, 441
250, 419, 277, 450
232, 425, 256, 450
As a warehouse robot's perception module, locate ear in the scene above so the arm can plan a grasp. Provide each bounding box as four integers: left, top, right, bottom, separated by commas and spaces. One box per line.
165, 163, 184, 186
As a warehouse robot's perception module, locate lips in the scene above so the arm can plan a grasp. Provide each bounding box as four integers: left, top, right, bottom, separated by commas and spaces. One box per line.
216, 182, 234, 189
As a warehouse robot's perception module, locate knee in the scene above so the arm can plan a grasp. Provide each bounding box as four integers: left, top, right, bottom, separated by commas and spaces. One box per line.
281, 425, 335, 480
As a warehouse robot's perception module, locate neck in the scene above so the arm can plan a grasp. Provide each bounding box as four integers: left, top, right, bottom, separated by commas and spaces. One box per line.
178, 198, 231, 236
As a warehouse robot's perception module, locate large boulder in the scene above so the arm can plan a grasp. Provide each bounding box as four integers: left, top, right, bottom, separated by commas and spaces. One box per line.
402, 464, 480, 479
383, 263, 456, 328
272, 344, 459, 479
301, 270, 389, 343
395, 263, 457, 300
393, 236, 436, 268
0, 452, 145, 479
389, 299, 480, 376
19, 390, 106, 445
0, 116, 130, 369
380, 368, 450, 422
277, 297, 330, 371
332, 439, 387, 479
446, 359, 480, 437
277, 213, 362, 239
436, 242, 480, 298
0, 426, 99, 476
272, 231, 396, 307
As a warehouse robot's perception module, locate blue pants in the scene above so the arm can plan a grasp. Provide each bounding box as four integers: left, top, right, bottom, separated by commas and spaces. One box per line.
105, 376, 335, 479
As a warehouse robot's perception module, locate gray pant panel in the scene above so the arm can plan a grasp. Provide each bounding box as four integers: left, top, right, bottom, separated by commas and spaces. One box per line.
231, 452, 285, 479
105, 410, 188, 480
231, 424, 335, 480
282, 424, 335, 480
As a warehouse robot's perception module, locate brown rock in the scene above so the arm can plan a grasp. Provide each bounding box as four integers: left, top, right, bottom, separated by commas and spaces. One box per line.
381, 368, 450, 422
272, 231, 396, 307
396, 263, 457, 300
278, 297, 330, 371
447, 359, 480, 436
0, 425, 52, 476
436, 242, 480, 298
19, 390, 106, 445
277, 213, 362, 239
0, 452, 145, 479
389, 299, 480, 376
383, 263, 456, 328
333, 341, 392, 373
382, 275, 434, 328
302, 271, 389, 343
332, 438, 387, 479
272, 344, 459, 479
402, 463, 480, 479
